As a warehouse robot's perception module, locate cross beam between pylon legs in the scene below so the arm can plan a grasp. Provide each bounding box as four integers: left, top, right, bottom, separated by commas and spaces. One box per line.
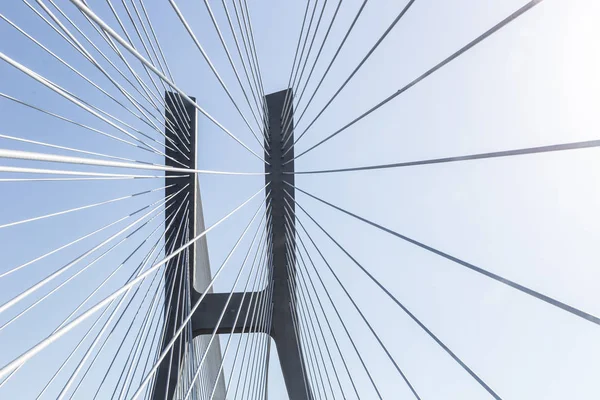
154, 90, 310, 400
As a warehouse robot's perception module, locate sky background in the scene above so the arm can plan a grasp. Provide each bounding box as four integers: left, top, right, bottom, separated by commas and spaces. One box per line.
1, 0, 600, 399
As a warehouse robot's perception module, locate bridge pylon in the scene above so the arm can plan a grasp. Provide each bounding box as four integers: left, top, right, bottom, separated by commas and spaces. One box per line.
153, 89, 311, 400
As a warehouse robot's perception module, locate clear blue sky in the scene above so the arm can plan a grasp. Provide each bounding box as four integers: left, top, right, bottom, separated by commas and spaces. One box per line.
1, 0, 599, 399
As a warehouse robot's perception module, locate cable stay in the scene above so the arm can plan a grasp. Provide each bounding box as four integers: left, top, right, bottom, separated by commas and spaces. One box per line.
285, 0, 545, 164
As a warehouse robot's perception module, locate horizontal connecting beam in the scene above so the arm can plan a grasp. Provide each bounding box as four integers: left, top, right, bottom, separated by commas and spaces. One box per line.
191, 291, 269, 336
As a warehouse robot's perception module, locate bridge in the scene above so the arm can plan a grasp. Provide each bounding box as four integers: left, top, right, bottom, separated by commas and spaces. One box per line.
0, 0, 599, 399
